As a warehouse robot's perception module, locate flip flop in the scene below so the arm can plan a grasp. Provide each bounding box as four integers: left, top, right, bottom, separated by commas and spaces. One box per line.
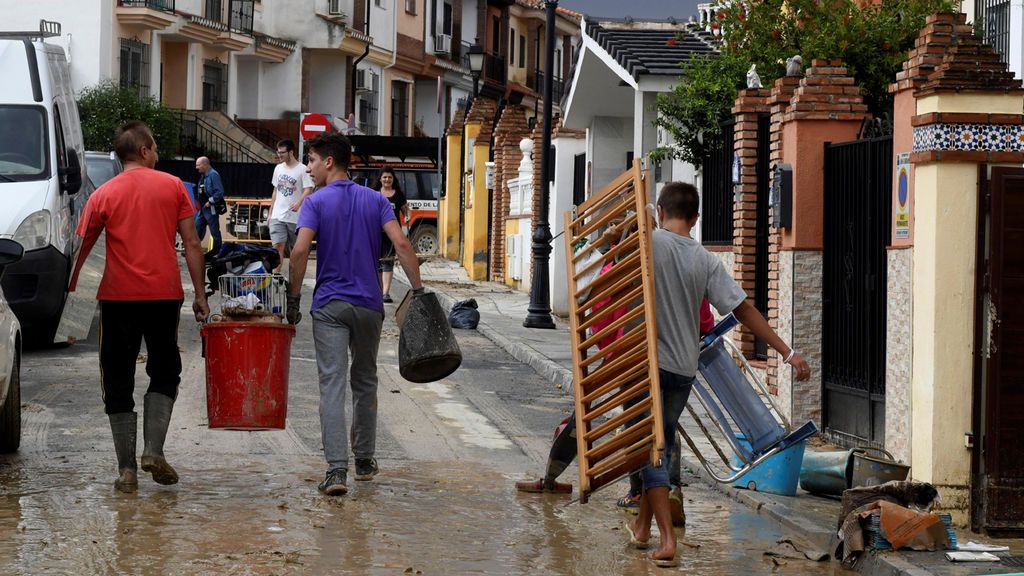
625, 522, 650, 550
652, 556, 679, 568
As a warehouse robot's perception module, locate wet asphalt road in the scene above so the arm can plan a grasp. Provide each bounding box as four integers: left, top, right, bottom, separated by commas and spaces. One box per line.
0, 262, 842, 575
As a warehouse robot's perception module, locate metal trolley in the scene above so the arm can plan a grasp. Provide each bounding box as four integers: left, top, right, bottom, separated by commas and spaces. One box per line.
679, 314, 819, 484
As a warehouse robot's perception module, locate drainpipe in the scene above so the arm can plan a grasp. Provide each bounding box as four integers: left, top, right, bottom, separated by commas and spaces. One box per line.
350, 0, 372, 121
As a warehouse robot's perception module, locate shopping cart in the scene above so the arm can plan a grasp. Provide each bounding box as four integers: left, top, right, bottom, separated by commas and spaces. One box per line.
679, 314, 819, 484
217, 273, 287, 318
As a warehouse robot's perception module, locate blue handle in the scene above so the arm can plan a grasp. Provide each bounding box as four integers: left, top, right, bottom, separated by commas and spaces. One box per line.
701, 313, 739, 350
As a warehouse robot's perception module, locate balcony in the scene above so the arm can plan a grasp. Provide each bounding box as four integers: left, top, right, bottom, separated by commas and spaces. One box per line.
483, 52, 506, 86
529, 70, 565, 103
179, 14, 226, 44
253, 34, 296, 63
116, 0, 177, 30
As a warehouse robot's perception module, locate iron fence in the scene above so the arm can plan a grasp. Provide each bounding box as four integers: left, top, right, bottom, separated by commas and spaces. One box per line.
700, 119, 736, 245
978, 0, 1011, 63
119, 0, 175, 10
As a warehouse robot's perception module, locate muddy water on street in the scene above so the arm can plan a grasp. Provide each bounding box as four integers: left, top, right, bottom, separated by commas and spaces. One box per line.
0, 453, 844, 575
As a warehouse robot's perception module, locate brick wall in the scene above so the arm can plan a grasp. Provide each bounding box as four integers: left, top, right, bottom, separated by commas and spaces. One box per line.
731, 89, 770, 361
490, 104, 531, 281
765, 76, 799, 394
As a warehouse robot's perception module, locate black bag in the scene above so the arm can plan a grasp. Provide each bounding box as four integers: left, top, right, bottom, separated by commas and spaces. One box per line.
213, 197, 228, 215
448, 298, 480, 329
399, 292, 462, 383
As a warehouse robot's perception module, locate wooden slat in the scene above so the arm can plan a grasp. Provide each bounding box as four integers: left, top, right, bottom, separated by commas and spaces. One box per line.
584, 398, 651, 442
571, 213, 639, 265
583, 378, 652, 423
574, 167, 636, 215
568, 160, 664, 502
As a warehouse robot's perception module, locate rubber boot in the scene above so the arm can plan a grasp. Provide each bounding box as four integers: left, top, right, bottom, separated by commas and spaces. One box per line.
140, 393, 179, 485
108, 412, 138, 493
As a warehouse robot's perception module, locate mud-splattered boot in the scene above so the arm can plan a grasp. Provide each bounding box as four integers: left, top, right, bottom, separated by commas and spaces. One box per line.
140, 393, 179, 485
108, 412, 138, 493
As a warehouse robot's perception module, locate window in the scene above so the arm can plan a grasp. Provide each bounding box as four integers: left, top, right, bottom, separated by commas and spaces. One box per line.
206, 0, 223, 21
119, 38, 150, 98
406, 0, 416, 13
442, 0, 453, 35
0, 106, 47, 181
519, 34, 525, 67
391, 81, 409, 136
358, 71, 380, 135
375, 0, 384, 6
202, 59, 228, 113
510, 30, 515, 66
491, 16, 500, 53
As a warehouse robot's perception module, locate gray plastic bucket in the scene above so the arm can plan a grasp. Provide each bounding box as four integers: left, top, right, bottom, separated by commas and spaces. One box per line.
398, 292, 462, 383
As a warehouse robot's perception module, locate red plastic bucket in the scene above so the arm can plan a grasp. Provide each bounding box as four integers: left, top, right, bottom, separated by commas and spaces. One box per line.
200, 321, 295, 430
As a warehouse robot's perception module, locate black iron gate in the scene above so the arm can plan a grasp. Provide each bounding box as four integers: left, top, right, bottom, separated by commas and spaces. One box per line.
754, 114, 771, 359
701, 119, 736, 245
822, 135, 892, 447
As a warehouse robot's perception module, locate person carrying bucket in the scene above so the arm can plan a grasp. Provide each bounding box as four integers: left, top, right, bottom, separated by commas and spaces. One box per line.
70, 121, 210, 493
287, 132, 425, 497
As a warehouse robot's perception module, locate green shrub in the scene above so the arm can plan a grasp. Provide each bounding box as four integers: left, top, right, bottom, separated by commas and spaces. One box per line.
77, 81, 179, 156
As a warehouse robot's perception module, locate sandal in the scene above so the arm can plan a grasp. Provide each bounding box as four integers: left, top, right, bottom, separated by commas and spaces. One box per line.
652, 555, 679, 568
625, 521, 650, 550
617, 492, 641, 514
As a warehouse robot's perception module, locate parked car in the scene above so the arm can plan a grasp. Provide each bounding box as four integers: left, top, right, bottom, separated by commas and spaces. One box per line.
0, 239, 25, 452
84, 150, 122, 188
0, 20, 94, 345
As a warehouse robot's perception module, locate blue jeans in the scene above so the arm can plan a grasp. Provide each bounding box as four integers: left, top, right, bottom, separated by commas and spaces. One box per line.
194, 205, 222, 253
633, 369, 695, 491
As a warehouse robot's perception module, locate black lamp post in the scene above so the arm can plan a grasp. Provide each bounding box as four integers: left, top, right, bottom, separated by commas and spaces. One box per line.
523, 0, 557, 329
467, 43, 484, 101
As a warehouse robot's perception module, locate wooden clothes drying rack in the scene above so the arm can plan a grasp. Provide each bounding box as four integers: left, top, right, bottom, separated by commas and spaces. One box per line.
564, 161, 664, 503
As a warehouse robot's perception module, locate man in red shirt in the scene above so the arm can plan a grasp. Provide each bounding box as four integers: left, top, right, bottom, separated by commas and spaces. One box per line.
71, 121, 209, 493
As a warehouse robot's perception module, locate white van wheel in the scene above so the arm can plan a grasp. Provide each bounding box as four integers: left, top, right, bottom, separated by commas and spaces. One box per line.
411, 224, 438, 256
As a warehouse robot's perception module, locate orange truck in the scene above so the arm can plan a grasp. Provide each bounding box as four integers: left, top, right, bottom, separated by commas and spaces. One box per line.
225, 135, 440, 256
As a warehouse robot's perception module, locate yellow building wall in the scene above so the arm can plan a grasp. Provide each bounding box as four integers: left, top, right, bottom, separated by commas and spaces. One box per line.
440, 132, 463, 259
911, 162, 977, 523
461, 124, 490, 280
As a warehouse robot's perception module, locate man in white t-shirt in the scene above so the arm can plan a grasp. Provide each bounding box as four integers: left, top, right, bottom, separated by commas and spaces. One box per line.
269, 138, 314, 272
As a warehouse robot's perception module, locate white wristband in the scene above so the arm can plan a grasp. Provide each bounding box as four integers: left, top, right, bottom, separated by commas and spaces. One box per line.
784, 349, 796, 364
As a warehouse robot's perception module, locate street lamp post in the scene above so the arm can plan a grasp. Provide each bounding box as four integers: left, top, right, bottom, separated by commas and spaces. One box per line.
523, 0, 558, 329
467, 43, 484, 101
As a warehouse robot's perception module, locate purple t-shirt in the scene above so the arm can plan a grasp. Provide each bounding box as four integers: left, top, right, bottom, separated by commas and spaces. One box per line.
296, 179, 396, 313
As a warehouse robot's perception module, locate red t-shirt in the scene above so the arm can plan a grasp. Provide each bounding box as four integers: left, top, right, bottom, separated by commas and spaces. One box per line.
74, 167, 195, 301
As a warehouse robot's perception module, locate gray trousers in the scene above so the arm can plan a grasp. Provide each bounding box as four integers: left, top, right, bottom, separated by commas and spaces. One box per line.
311, 299, 384, 471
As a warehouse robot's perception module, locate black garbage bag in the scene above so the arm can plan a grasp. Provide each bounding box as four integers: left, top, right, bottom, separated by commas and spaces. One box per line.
398, 292, 462, 383
448, 298, 480, 329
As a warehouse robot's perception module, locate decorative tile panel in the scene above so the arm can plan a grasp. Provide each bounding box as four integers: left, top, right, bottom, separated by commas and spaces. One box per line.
913, 123, 1024, 153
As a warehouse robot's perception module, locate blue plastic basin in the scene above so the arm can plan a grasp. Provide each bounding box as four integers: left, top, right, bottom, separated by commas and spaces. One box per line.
730, 433, 807, 497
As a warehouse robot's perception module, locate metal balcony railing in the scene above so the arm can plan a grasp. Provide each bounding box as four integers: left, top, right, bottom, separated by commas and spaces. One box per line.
978, 0, 1011, 63
531, 70, 565, 103
484, 52, 506, 85
119, 0, 176, 10
204, 0, 253, 34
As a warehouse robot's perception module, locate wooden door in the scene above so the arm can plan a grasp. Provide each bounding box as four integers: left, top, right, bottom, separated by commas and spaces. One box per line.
977, 167, 1024, 534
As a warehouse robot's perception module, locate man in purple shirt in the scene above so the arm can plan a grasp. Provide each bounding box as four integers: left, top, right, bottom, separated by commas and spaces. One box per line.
287, 132, 424, 496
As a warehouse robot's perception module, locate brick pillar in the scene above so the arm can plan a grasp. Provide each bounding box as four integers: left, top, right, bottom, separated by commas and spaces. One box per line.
490, 104, 530, 282
731, 89, 771, 362
765, 76, 800, 400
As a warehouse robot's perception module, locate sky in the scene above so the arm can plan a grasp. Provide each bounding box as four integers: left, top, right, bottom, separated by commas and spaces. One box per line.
557, 0, 701, 20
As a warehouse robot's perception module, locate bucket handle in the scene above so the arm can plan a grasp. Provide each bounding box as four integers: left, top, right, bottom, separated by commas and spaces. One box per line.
856, 446, 896, 462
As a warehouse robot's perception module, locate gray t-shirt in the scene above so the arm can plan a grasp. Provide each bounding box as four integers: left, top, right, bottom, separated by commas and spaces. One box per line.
652, 228, 747, 377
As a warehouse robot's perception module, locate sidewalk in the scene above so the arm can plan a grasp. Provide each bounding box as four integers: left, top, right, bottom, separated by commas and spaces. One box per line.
397, 259, 1023, 576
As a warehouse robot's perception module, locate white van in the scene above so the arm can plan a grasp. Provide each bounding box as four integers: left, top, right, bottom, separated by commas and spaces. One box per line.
0, 21, 92, 344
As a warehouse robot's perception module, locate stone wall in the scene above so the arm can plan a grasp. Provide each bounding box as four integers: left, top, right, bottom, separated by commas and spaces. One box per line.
791, 251, 823, 427
776, 250, 794, 422
886, 247, 914, 463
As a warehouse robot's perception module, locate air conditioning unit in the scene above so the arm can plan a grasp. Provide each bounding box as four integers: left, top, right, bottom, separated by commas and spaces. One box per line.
434, 33, 452, 55
327, 0, 342, 15
355, 69, 370, 92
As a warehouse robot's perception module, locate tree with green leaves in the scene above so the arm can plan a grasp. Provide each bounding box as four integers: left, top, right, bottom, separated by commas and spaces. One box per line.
77, 81, 179, 156
653, 0, 955, 168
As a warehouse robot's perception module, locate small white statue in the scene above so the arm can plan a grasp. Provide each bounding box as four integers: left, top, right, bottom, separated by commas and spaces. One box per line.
746, 64, 762, 89
785, 55, 804, 77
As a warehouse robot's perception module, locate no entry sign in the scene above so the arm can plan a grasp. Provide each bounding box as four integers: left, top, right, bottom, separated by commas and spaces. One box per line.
300, 113, 331, 140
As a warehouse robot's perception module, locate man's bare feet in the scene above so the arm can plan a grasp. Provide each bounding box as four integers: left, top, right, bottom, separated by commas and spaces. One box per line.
629, 517, 651, 544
